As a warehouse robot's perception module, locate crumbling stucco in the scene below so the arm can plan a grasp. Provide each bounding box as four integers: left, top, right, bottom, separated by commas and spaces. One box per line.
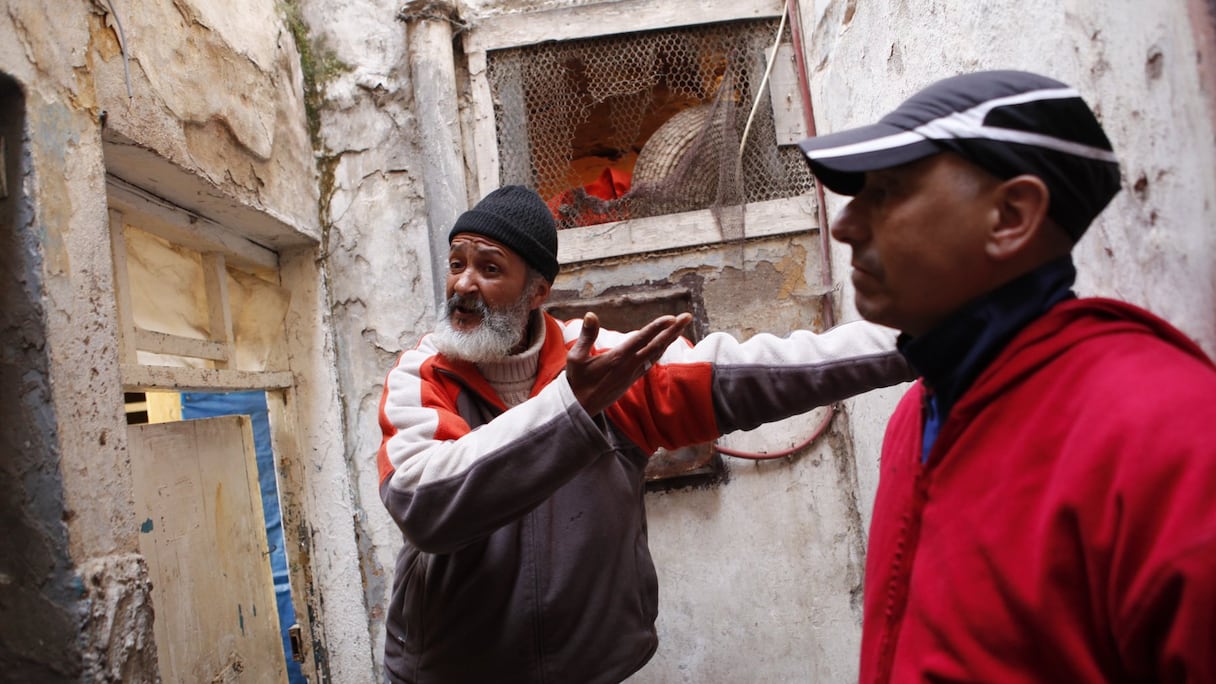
87, 0, 321, 248
78, 554, 158, 684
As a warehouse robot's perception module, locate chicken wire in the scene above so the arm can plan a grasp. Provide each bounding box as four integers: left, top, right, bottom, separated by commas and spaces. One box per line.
485, 18, 816, 233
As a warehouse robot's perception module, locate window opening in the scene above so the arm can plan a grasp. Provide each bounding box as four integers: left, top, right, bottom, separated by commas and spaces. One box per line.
545, 287, 724, 490
487, 18, 814, 232
108, 183, 311, 680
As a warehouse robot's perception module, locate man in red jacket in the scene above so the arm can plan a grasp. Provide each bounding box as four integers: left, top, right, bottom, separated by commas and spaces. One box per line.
799, 70, 1216, 683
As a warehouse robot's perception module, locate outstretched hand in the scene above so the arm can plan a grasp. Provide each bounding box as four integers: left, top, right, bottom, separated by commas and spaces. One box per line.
567, 311, 693, 416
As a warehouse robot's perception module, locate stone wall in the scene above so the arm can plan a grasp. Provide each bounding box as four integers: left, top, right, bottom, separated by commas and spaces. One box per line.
0, 0, 368, 680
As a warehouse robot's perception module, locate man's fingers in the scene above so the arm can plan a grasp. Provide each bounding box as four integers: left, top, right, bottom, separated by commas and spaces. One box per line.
632, 313, 692, 364
572, 312, 600, 358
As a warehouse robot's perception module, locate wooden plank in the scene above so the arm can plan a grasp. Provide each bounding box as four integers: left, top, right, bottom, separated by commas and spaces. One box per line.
129, 416, 288, 683
108, 209, 139, 364
466, 50, 499, 199
121, 364, 294, 392
134, 328, 229, 362
264, 390, 318, 680
464, 0, 784, 53
556, 195, 818, 264
767, 43, 808, 146
106, 175, 279, 272
203, 252, 235, 369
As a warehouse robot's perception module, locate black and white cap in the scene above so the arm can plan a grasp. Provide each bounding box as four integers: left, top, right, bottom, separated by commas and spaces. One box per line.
798, 70, 1122, 240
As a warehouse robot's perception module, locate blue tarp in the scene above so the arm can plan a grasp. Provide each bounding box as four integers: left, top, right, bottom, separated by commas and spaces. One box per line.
181, 390, 306, 684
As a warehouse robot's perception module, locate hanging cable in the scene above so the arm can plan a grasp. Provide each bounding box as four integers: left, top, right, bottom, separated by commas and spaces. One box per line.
736, 4, 788, 168
718, 0, 840, 461
102, 0, 134, 99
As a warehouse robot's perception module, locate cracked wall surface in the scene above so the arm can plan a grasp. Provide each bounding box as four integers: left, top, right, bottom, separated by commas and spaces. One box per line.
89, 0, 321, 247
2, 0, 1214, 682
294, 0, 434, 665
313, 1, 1216, 682
1, 0, 365, 680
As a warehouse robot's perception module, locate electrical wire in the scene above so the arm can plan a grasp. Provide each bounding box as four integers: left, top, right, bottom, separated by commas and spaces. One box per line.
736, 4, 788, 167
103, 0, 134, 99
718, 0, 840, 461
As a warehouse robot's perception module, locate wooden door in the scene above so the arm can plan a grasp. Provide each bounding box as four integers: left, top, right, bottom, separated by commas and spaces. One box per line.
129, 415, 288, 683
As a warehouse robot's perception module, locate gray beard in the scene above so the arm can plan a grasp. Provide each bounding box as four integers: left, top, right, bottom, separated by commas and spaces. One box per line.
431, 291, 533, 364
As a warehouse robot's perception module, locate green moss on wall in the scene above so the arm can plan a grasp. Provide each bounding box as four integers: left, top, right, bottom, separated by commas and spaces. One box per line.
277, 0, 349, 147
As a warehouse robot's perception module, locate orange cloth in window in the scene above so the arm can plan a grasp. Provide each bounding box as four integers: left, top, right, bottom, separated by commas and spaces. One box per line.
547, 167, 631, 228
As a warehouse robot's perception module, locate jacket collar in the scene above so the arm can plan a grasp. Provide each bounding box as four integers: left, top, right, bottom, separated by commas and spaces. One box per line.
898, 255, 1077, 416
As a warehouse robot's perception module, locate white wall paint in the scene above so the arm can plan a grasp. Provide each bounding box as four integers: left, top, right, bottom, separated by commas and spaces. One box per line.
298, 0, 435, 667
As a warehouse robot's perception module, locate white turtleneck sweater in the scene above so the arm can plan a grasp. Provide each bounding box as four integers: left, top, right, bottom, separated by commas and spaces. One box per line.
476, 313, 545, 408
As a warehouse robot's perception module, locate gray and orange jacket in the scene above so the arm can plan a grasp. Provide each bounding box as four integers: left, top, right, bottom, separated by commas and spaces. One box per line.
376, 312, 911, 683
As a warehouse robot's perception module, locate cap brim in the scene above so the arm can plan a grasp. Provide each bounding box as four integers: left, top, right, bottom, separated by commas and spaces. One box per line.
798, 123, 942, 195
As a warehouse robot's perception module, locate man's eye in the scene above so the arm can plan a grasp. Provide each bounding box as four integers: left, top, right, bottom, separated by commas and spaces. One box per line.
861, 182, 891, 203
448, 260, 463, 271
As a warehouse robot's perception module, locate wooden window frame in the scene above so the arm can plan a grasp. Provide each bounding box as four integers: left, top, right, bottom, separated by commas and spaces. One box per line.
461, 0, 819, 266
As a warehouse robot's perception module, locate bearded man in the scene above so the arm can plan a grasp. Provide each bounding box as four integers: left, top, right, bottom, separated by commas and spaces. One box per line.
375, 185, 912, 683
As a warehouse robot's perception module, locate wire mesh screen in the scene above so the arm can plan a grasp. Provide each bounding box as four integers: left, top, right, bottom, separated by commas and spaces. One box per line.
485, 18, 816, 233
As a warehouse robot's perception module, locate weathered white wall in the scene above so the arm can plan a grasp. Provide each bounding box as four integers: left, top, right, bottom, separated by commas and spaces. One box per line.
309, 0, 1216, 682
555, 241, 871, 683
293, 0, 437, 666
5, 0, 1212, 680
1, 0, 374, 679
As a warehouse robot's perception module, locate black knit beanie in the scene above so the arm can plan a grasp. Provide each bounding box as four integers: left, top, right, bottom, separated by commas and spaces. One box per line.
449, 185, 560, 283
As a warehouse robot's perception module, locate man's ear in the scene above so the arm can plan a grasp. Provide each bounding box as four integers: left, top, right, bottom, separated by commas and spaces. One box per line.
985, 175, 1051, 261
528, 279, 552, 310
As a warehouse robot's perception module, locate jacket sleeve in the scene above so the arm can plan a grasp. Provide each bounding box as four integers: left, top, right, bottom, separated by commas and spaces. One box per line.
707, 319, 913, 433
376, 339, 612, 554
603, 319, 914, 453
1107, 395, 1216, 682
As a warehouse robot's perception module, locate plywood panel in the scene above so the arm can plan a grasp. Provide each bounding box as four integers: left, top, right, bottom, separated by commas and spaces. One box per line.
129, 416, 288, 683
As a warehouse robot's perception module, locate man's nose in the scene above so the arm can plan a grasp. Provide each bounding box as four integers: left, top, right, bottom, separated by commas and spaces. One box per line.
452, 269, 478, 294
829, 201, 863, 244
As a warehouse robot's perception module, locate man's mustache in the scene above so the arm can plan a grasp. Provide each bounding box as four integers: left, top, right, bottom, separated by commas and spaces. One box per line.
447, 294, 488, 316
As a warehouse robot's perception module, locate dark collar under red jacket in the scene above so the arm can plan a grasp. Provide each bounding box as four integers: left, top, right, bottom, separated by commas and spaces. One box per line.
862, 297, 1216, 683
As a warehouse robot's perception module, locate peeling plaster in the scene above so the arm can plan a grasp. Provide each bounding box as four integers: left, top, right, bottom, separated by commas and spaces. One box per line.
130, 0, 278, 159
78, 555, 158, 683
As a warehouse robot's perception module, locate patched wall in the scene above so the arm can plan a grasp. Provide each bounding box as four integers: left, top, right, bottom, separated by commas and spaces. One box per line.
1, 0, 366, 680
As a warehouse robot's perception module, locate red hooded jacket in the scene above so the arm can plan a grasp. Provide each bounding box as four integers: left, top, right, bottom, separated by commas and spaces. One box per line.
863, 298, 1216, 683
